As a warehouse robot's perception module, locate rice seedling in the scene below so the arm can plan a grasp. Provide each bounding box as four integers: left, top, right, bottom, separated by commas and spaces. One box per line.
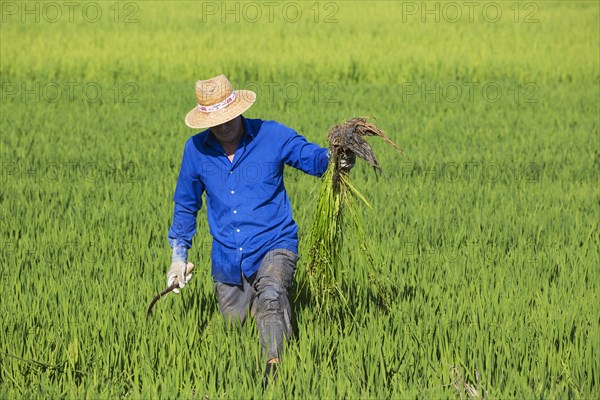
304, 118, 404, 311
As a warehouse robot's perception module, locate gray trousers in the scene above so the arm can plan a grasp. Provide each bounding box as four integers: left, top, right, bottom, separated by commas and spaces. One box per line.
214, 248, 298, 360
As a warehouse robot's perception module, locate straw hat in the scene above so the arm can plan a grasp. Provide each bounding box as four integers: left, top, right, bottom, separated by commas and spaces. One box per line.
184, 75, 256, 129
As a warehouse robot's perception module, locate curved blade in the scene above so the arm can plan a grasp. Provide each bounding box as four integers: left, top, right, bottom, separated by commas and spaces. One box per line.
146, 262, 196, 320
146, 282, 179, 320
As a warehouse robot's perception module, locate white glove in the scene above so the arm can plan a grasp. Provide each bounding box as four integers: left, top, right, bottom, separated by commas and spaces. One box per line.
166, 261, 194, 294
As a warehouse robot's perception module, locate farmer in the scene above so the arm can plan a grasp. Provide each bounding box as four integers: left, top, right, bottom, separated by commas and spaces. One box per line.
166, 74, 353, 384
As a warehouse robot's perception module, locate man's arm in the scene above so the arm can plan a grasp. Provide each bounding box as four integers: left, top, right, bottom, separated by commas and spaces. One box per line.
279, 126, 329, 177
167, 139, 205, 262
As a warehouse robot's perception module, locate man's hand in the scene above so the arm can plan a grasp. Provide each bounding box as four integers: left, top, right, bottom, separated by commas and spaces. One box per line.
339, 151, 356, 172
166, 261, 194, 294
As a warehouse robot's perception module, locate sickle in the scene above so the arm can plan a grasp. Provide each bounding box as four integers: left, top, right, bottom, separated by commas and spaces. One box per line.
146, 263, 195, 320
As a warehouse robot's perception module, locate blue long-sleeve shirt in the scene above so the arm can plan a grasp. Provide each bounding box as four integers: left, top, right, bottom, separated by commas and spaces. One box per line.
168, 117, 329, 285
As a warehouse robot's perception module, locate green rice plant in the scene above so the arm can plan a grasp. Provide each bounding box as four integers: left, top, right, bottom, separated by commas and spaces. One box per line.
304, 118, 403, 311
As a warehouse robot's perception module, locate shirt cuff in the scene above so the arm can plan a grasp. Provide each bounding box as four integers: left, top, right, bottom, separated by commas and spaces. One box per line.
169, 238, 189, 263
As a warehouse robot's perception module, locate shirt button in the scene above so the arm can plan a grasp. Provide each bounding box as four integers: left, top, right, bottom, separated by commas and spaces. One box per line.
236, 229, 240, 233
230, 190, 235, 194
229, 170, 233, 174
233, 210, 237, 214
239, 247, 243, 251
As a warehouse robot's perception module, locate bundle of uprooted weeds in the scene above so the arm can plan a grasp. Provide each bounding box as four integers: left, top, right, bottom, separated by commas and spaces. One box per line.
305, 117, 404, 310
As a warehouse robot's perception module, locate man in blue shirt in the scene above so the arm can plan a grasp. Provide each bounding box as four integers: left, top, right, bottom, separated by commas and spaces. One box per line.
165, 75, 352, 384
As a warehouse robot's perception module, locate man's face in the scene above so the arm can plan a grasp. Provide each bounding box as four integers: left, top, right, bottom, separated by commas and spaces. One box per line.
211, 116, 242, 144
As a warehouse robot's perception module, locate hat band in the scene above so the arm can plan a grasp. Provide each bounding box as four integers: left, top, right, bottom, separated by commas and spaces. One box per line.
197, 91, 237, 113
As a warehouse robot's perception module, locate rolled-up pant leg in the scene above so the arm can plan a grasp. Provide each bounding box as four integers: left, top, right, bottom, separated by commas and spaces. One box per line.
253, 249, 298, 360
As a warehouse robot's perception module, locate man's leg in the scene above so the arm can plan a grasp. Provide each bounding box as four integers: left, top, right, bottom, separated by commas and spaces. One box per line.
214, 275, 256, 329
253, 249, 298, 363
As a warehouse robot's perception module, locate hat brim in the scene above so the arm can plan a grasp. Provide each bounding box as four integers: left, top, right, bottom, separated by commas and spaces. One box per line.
185, 90, 256, 129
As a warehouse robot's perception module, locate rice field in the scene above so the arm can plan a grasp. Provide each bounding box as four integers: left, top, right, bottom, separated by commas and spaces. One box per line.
1, 1, 598, 398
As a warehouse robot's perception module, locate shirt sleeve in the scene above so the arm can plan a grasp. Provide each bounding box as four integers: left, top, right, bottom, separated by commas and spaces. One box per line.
168, 138, 205, 256
279, 126, 330, 177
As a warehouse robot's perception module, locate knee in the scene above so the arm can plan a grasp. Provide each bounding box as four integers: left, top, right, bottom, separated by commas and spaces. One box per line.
256, 282, 284, 310
256, 280, 293, 320
220, 306, 247, 329
255, 282, 294, 341
255, 274, 287, 296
